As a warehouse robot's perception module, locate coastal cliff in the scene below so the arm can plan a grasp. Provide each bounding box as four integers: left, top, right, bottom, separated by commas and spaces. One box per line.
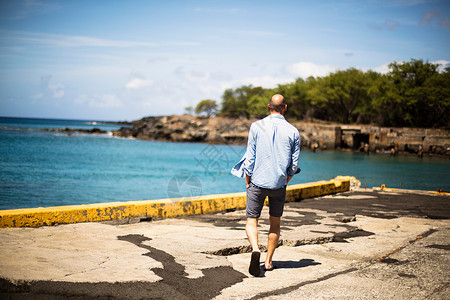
113, 115, 249, 145
113, 115, 450, 156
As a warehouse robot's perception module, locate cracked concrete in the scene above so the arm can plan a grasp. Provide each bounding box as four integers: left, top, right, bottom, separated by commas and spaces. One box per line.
0, 188, 449, 299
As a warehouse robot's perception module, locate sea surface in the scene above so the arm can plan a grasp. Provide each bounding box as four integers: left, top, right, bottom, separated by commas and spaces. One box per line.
0, 117, 449, 210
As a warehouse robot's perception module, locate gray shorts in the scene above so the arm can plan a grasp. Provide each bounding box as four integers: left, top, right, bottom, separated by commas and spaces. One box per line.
246, 182, 286, 218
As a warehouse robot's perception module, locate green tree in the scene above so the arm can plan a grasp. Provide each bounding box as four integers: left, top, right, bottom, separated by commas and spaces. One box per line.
424, 67, 450, 128
247, 89, 274, 118
382, 59, 448, 127
275, 78, 311, 120
306, 69, 373, 123
220, 89, 240, 117
219, 85, 266, 118
184, 106, 194, 115
354, 70, 385, 124
195, 99, 218, 117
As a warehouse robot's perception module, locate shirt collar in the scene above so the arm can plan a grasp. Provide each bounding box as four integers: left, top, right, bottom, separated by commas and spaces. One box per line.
267, 114, 285, 120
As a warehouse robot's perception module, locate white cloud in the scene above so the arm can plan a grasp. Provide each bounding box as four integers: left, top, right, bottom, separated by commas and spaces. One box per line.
75, 94, 122, 108
74, 95, 88, 105
368, 19, 400, 31
186, 71, 210, 82
370, 64, 390, 74
2, 30, 157, 48
5, 0, 60, 20
237, 75, 293, 89
3, 30, 201, 49
48, 83, 64, 98
421, 8, 441, 26
164, 41, 201, 47
433, 60, 450, 72
36, 75, 65, 99
286, 62, 340, 78
93, 94, 121, 108
30, 93, 43, 101
385, 19, 400, 31
226, 30, 285, 37
126, 78, 153, 89
174, 68, 232, 83
174, 66, 185, 77
210, 71, 232, 81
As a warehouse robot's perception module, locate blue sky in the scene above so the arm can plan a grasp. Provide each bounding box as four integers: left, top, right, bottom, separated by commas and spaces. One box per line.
0, 0, 449, 121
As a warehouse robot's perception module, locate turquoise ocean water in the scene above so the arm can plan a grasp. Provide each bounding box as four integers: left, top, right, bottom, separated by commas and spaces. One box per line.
0, 117, 449, 210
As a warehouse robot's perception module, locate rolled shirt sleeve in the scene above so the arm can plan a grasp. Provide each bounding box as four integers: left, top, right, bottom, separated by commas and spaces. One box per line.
231, 123, 257, 178
287, 131, 301, 177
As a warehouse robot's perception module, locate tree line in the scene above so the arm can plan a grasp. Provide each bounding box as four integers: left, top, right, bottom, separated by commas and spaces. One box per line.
188, 59, 449, 128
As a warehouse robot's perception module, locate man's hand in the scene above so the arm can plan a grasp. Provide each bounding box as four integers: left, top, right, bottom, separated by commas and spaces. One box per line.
287, 176, 293, 185
246, 174, 251, 188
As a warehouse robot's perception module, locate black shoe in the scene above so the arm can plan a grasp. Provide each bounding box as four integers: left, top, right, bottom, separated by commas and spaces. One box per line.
249, 251, 261, 277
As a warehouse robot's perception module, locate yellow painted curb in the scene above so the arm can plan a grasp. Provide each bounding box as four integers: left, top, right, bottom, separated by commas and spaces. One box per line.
0, 178, 350, 228
375, 185, 450, 196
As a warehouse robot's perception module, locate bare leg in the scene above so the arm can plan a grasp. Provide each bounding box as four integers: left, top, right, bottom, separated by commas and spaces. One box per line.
246, 217, 260, 252
265, 216, 280, 269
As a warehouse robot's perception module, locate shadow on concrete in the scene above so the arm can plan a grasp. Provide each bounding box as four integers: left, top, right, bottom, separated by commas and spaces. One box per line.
117, 234, 246, 299
0, 234, 247, 300
259, 259, 321, 278
272, 258, 322, 269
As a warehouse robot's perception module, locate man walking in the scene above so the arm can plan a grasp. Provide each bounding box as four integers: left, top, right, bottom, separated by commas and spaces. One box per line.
231, 94, 301, 277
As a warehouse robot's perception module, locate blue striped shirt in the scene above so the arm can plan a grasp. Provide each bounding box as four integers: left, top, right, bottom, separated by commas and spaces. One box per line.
231, 114, 301, 189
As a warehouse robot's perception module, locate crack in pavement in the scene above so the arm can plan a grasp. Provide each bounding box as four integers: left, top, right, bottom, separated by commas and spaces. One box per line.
248, 267, 359, 299
246, 229, 441, 299
205, 229, 375, 256
377, 229, 438, 262
62, 257, 110, 279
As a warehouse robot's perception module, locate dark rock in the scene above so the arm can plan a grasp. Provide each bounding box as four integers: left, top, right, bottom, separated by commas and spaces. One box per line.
46, 127, 107, 134
113, 115, 251, 144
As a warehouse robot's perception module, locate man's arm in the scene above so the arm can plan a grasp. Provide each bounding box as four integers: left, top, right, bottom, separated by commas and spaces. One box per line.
286, 176, 293, 185
231, 123, 257, 179
286, 131, 301, 183
243, 123, 257, 180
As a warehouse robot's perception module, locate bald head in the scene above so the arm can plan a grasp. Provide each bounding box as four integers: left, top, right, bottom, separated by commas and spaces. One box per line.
269, 94, 286, 114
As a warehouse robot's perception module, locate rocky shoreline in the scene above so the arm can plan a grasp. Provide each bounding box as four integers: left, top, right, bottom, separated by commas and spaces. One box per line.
113, 115, 249, 144
112, 115, 450, 157
41, 127, 108, 134
36, 115, 449, 157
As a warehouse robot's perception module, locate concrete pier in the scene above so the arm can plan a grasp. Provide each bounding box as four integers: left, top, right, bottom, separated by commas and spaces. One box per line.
0, 178, 350, 228
0, 186, 448, 299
